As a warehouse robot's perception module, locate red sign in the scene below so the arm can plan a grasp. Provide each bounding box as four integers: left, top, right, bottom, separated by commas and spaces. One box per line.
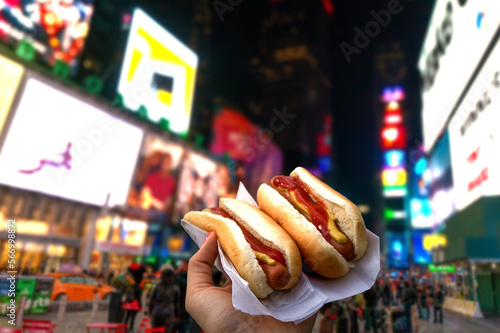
381, 125, 406, 150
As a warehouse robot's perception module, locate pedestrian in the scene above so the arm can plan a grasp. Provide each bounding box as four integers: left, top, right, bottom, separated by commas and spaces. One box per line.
381, 281, 391, 307
172, 261, 191, 333
335, 303, 349, 333
123, 264, 145, 333
433, 284, 444, 323
417, 284, 428, 319
401, 280, 416, 332
347, 296, 361, 333
149, 268, 181, 333
363, 284, 379, 333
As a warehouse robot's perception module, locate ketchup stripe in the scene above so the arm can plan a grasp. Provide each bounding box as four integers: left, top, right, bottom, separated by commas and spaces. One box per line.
207, 208, 286, 266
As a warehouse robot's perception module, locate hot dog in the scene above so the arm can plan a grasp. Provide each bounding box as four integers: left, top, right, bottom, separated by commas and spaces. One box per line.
183, 198, 302, 298
257, 167, 367, 279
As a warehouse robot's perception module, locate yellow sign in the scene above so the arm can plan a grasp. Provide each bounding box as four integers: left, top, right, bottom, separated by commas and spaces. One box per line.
382, 168, 407, 186
423, 234, 447, 251
0, 55, 24, 135
118, 8, 198, 134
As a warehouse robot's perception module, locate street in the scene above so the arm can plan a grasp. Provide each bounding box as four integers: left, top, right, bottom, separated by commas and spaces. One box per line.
1, 309, 499, 332
311, 310, 500, 333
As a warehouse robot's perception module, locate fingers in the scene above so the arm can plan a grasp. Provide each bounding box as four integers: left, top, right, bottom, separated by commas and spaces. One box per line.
187, 231, 218, 291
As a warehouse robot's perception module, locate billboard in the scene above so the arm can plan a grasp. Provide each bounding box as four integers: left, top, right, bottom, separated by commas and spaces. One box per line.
0, 55, 23, 136
428, 132, 455, 225
127, 134, 184, 222
412, 232, 432, 265
172, 151, 225, 224
0, 0, 95, 68
419, 0, 500, 152
448, 37, 500, 211
0, 78, 144, 207
118, 8, 198, 134
210, 107, 283, 196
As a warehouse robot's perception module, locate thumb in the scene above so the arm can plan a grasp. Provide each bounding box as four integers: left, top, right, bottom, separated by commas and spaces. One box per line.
187, 231, 218, 291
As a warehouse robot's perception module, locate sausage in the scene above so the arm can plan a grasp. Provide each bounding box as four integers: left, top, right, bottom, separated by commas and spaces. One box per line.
329, 238, 354, 261
259, 261, 290, 290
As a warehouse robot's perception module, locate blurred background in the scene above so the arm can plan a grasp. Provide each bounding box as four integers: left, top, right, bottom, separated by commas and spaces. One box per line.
0, 0, 499, 324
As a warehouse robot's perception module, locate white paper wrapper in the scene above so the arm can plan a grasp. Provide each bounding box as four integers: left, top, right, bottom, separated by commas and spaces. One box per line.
181, 183, 380, 324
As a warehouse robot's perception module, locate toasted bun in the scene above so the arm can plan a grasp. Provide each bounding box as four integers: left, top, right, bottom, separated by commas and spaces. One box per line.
291, 167, 367, 261
257, 184, 349, 278
183, 199, 302, 298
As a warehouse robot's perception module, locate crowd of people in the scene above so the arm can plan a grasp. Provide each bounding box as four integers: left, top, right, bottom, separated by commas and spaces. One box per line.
318, 277, 446, 333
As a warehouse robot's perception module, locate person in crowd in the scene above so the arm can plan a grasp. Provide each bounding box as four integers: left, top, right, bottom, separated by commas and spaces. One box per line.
401, 280, 416, 332
172, 261, 190, 333
335, 303, 349, 333
185, 232, 317, 332
381, 281, 391, 307
149, 268, 180, 333
347, 296, 361, 333
417, 284, 428, 319
433, 284, 444, 323
123, 264, 145, 332
363, 284, 379, 333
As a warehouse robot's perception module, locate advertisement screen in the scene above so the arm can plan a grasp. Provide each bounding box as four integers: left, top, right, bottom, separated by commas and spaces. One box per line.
127, 134, 184, 222
428, 132, 455, 226
386, 231, 408, 269
172, 151, 227, 224
449, 37, 500, 211
412, 232, 432, 264
0, 78, 144, 207
118, 8, 198, 134
0, 55, 23, 136
210, 107, 283, 196
418, 0, 500, 152
0, 0, 95, 68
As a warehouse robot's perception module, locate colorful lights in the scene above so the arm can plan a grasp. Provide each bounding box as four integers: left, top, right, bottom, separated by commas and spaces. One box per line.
381, 125, 407, 150
384, 209, 406, 219
386, 101, 401, 112
384, 113, 403, 125
384, 150, 405, 168
382, 86, 405, 103
382, 168, 407, 187
423, 234, 448, 251
383, 186, 407, 197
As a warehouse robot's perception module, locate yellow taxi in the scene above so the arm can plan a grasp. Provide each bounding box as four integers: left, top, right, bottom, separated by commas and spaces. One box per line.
45, 273, 115, 301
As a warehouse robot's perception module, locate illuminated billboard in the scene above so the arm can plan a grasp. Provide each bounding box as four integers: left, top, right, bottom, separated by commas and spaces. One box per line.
0, 55, 23, 135
0, 78, 144, 207
173, 151, 227, 224
118, 8, 198, 134
127, 134, 185, 222
448, 37, 500, 211
418, 0, 500, 152
0, 0, 95, 68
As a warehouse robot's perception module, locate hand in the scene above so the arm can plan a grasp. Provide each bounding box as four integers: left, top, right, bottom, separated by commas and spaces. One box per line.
186, 232, 317, 333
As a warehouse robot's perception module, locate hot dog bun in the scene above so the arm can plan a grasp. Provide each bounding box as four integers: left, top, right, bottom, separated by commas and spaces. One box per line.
257, 167, 367, 279
183, 198, 302, 298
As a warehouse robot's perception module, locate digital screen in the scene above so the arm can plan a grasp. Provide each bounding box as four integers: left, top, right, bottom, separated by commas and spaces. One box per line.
412, 232, 431, 264
418, 0, 500, 151
448, 37, 500, 211
410, 156, 434, 229
428, 132, 455, 225
0, 0, 95, 69
0, 78, 144, 207
386, 232, 408, 269
173, 151, 226, 224
127, 134, 184, 222
0, 55, 23, 136
118, 8, 198, 134
210, 107, 283, 196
